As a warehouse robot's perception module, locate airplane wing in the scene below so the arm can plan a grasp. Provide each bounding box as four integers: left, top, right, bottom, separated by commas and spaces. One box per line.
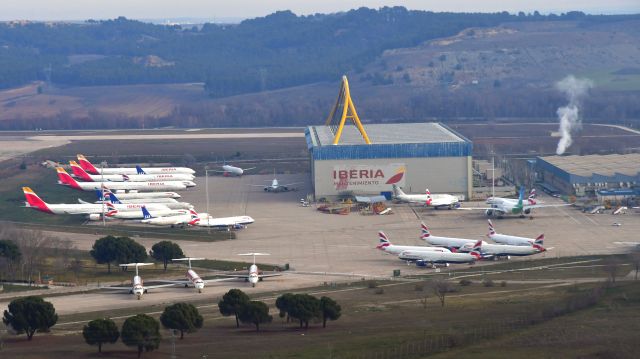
215, 272, 283, 279
156, 280, 189, 285
248, 184, 267, 187
525, 203, 573, 209
258, 273, 282, 278
145, 283, 177, 289
281, 182, 303, 187
99, 286, 131, 291
243, 167, 256, 171
203, 277, 238, 283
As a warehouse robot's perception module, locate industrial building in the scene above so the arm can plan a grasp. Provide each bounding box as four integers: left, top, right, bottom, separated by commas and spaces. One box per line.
305, 122, 473, 200
536, 154, 640, 196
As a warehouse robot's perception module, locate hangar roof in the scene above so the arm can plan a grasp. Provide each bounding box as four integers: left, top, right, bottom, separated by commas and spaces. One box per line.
308, 122, 466, 147
539, 154, 640, 178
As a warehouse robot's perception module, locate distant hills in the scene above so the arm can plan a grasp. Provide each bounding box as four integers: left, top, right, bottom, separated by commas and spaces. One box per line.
0, 8, 639, 130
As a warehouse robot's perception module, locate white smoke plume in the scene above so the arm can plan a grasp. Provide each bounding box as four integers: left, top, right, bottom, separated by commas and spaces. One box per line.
554, 75, 593, 155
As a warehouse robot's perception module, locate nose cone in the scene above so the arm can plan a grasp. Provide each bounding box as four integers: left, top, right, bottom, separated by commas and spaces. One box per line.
244, 216, 255, 224
184, 181, 196, 188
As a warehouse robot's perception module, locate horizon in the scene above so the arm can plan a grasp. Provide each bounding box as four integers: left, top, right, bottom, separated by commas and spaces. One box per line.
2, 1, 639, 22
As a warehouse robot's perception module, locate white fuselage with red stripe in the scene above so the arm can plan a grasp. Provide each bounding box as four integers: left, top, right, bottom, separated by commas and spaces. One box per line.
186, 269, 205, 291
248, 264, 259, 286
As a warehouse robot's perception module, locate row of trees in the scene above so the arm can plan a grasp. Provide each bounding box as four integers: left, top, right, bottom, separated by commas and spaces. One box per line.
217, 289, 342, 331
83, 302, 203, 357
90, 236, 184, 273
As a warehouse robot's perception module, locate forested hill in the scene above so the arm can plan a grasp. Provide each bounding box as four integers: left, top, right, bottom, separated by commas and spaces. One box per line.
0, 8, 629, 98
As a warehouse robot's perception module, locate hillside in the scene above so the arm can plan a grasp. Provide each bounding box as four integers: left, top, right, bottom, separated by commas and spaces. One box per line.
1, 12, 640, 129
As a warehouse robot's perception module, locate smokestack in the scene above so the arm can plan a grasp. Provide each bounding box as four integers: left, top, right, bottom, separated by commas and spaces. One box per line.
554, 75, 593, 155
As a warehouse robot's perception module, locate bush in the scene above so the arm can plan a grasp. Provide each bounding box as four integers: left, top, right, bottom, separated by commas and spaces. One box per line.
483, 279, 495, 287
367, 280, 378, 289
500, 281, 507, 287
414, 284, 424, 291
459, 279, 472, 286
374, 288, 385, 295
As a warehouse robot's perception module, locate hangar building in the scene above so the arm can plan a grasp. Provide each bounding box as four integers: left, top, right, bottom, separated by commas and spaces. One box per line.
536, 154, 640, 196
305, 122, 473, 200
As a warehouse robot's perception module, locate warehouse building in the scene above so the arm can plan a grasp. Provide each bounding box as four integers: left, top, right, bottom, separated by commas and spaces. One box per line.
305, 122, 473, 200
536, 154, 640, 196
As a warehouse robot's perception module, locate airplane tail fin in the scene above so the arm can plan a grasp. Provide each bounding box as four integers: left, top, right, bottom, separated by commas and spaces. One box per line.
56, 167, 81, 190
108, 192, 123, 204
77, 154, 100, 175
488, 219, 496, 235
105, 202, 117, 217
376, 231, 391, 249
95, 189, 105, 201
135, 165, 146, 175
470, 240, 483, 259
420, 221, 430, 238
529, 189, 537, 199
141, 206, 152, 219
425, 189, 431, 195
22, 187, 53, 213
534, 234, 544, 246
70, 161, 94, 182
392, 184, 405, 197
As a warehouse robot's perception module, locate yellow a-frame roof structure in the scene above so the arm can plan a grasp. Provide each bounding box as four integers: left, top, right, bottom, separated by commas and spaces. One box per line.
325, 76, 371, 145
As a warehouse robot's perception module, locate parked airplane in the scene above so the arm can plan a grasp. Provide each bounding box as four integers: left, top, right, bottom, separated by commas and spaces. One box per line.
376, 231, 451, 256
487, 220, 544, 246
104, 203, 181, 220
398, 241, 482, 267
160, 258, 234, 293
140, 208, 198, 227
101, 263, 173, 300
215, 164, 256, 177
77, 154, 195, 175
103, 192, 191, 210
215, 253, 281, 287
459, 238, 547, 260
99, 189, 181, 200
391, 184, 460, 209
57, 167, 195, 192
70, 161, 195, 182
23, 187, 167, 220
420, 222, 487, 249
475, 188, 570, 218
250, 171, 302, 192
188, 209, 254, 229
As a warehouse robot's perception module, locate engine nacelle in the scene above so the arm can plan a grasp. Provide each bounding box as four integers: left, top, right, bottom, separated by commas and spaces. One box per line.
524, 208, 531, 214
88, 213, 102, 221
485, 209, 494, 216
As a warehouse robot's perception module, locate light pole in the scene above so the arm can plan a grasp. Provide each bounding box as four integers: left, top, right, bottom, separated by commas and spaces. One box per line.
101, 160, 107, 227
204, 168, 212, 234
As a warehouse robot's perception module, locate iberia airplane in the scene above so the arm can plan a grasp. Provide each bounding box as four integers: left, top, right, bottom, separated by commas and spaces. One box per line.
77, 154, 195, 175
57, 167, 195, 192
70, 161, 195, 182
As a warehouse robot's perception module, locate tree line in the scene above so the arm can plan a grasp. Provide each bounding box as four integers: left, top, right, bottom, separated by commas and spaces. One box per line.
1, 8, 631, 97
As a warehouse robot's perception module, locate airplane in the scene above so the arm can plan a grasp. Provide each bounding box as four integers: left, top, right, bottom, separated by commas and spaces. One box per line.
99, 189, 181, 200
102, 191, 191, 210
398, 240, 482, 267
77, 154, 195, 175
487, 220, 544, 246
217, 253, 282, 287
459, 238, 548, 260
22, 187, 168, 220
159, 258, 234, 293
105, 203, 183, 220
420, 222, 487, 249
57, 167, 196, 192
486, 188, 537, 207
188, 209, 254, 230
215, 164, 256, 177
391, 184, 460, 209
70, 161, 195, 182
472, 187, 571, 218
376, 231, 451, 256
140, 208, 198, 227
250, 171, 302, 192
101, 263, 173, 300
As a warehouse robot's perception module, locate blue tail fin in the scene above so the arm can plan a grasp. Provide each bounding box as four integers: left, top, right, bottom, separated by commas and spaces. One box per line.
136, 165, 146, 175
109, 192, 122, 204
141, 206, 152, 219
95, 189, 104, 201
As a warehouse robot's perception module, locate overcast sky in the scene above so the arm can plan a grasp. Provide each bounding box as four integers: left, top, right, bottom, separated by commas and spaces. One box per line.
2, 0, 639, 22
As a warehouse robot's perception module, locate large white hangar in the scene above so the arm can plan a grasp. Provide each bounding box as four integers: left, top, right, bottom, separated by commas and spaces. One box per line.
305, 122, 473, 200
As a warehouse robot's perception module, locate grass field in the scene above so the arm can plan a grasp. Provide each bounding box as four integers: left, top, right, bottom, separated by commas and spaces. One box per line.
2, 255, 637, 359
580, 68, 640, 91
